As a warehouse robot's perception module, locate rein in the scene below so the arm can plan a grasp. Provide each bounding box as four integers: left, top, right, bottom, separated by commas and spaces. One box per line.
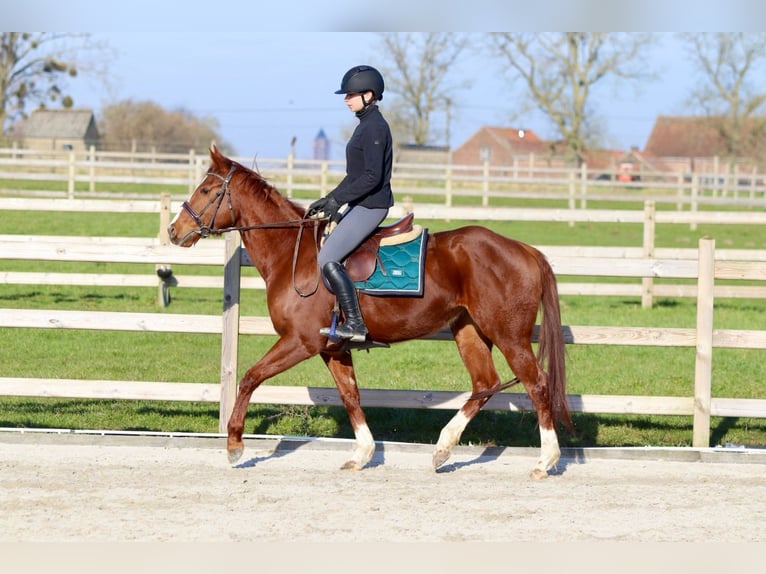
180, 165, 324, 297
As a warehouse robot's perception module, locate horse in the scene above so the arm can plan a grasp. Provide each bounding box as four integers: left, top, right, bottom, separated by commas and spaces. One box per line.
168, 146, 572, 479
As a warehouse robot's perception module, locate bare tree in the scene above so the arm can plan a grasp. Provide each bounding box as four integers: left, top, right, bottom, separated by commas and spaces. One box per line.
681, 32, 766, 165
98, 99, 233, 154
488, 33, 654, 165
0, 33, 110, 142
377, 32, 470, 146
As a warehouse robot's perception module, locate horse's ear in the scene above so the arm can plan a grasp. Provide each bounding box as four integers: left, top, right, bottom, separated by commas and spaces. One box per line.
210, 144, 220, 159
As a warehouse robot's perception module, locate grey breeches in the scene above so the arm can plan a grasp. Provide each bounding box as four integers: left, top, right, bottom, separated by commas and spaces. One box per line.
317, 205, 389, 269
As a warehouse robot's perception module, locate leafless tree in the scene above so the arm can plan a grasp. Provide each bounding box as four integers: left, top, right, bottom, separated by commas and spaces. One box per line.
680, 32, 766, 165
377, 32, 470, 146
488, 33, 654, 165
0, 32, 110, 142
98, 99, 233, 154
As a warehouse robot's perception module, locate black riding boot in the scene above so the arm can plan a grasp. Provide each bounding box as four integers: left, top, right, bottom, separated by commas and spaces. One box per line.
320, 261, 368, 343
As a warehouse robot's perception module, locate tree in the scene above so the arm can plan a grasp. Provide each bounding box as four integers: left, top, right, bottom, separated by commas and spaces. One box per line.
0, 32, 108, 142
680, 32, 766, 165
377, 32, 470, 146
488, 33, 654, 165
98, 99, 233, 154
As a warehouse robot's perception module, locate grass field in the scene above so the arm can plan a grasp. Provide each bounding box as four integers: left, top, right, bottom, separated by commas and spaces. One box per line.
1, 204, 765, 449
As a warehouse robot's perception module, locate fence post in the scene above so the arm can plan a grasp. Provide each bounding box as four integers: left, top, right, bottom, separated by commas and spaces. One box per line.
690, 175, 699, 231
286, 137, 296, 198
219, 231, 242, 433
320, 161, 328, 197
568, 171, 576, 227
88, 145, 96, 193
67, 151, 76, 199
445, 155, 453, 208
641, 200, 656, 309
481, 160, 489, 207
156, 193, 173, 307
579, 162, 587, 209
676, 172, 684, 211
693, 237, 715, 447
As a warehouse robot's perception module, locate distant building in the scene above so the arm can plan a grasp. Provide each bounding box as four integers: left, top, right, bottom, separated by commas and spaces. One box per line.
21, 108, 100, 152
642, 115, 766, 173
451, 126, 549, 167
313, 128, 330, 161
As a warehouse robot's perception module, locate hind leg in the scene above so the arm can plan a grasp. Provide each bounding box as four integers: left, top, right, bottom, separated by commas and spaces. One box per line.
433, 319, 497, 469
499, 343, 561, 479
321, 350, 375, 470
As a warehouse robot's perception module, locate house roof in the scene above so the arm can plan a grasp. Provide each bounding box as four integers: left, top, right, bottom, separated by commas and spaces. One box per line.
24, 109, 98, 139
642, 115, 766, 158
481, 126, 549, 154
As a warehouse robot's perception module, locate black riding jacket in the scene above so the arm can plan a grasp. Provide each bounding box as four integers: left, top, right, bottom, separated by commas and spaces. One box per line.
329, 105, 394, 209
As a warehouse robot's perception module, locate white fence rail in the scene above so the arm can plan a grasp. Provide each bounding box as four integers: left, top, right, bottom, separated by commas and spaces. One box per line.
2, 146, 765, 208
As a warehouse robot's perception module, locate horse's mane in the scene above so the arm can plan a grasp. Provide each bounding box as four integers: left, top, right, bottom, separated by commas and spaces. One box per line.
225, 156, 305, 219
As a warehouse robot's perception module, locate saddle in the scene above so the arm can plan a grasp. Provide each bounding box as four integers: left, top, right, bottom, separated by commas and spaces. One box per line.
343, 212, 418, 282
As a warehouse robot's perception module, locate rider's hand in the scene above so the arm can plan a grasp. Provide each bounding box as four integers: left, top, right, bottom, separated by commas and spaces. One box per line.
307, 194, 340, 221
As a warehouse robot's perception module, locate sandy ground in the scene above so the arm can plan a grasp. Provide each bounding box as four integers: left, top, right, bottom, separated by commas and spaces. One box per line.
1, 431, 765, 543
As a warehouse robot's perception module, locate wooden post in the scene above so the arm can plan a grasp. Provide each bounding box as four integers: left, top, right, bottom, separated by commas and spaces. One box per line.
286, 137, 296, 198
88, 145, 96, 193
67, 151, 76, 199
156, 193, 172, 307
693, 237, 714, 448
481, 160, 489, 207
219, 231, 242, 433
641, 200, 655, 309
690, 175, 699, 231
579, 162, 587, 209
320, 161, 328, 197
676, 172, 684, 211
568, 171, 576, 227
445, 153, 453, 208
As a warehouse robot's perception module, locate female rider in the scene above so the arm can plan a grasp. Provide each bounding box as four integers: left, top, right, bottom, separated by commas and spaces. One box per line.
307, 65, 394, 343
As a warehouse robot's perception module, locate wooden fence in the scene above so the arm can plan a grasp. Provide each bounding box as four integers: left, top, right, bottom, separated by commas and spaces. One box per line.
1, 216, 765, 446
2, 146, 765, 209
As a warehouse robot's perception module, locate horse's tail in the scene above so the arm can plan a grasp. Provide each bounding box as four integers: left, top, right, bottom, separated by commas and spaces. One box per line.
536, 252, 573, 431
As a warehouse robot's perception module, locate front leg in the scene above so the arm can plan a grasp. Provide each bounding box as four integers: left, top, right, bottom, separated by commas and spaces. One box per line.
321, 351, 375, 470
227, 336, 315, 464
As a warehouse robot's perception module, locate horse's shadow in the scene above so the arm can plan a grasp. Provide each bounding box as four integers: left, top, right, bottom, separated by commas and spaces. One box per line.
435, 446, 579, 476
233, 438, 315, 469
234, 440, 579, 476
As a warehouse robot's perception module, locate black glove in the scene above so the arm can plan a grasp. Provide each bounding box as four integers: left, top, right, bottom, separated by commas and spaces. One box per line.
307, 194, 341, 221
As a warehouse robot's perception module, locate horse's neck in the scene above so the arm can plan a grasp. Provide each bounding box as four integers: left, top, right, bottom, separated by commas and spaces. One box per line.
237, 192, 310, 284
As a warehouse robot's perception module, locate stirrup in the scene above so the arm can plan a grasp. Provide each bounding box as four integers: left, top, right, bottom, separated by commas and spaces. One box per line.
320, 323, 368, 343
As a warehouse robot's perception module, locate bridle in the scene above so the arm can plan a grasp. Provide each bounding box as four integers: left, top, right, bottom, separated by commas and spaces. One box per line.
179, 164, 238, 241
179, 164, 323, 296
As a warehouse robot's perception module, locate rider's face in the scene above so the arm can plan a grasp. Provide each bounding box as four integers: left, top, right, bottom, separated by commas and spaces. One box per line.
343, 90, 372, 112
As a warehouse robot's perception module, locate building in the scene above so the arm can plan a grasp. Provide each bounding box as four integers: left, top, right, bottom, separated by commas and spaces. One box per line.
313, 128, 330, 161
20, 108, 100, 152
451, 126, 550, 168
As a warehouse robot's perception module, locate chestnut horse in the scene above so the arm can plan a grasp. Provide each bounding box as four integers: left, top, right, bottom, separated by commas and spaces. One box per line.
169, 146, 571, 478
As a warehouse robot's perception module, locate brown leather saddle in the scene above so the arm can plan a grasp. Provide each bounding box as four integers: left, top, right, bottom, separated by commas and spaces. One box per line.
343, 212, 416, 282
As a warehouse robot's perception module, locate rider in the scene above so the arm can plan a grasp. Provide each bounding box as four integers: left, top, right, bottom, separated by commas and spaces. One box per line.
307, 65, 394, 343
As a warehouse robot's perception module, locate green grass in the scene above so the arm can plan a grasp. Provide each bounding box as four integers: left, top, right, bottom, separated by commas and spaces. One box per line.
1, 207, 765, 448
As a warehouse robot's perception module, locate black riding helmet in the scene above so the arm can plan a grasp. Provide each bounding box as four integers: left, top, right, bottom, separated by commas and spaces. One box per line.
335, 65, 384, 101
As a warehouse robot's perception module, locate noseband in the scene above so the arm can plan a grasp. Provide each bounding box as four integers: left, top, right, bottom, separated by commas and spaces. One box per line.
180, 164, 238, 239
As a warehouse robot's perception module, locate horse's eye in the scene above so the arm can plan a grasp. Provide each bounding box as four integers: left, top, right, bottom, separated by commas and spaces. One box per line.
201, 187, 211, 195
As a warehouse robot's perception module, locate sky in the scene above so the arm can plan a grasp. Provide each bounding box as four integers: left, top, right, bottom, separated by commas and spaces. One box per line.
5, 1, 766, 162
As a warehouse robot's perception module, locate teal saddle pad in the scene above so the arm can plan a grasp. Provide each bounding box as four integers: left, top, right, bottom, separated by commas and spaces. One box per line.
353, 229, 428, 296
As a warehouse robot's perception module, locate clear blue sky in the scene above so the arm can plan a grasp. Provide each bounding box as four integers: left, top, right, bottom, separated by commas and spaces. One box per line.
7, 1, 766, 161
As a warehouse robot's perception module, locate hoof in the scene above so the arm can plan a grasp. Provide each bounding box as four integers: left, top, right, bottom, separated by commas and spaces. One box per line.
340, 460, 362, 471
227, 446, 244, 465
432, 448, 451, 470
529, 467, 549, 480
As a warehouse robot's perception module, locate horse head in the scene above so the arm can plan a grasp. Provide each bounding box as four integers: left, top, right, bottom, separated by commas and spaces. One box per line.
168, 145, 239, 247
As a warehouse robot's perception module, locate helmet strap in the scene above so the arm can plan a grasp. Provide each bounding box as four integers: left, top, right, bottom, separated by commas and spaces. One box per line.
361, 91, 372, 108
